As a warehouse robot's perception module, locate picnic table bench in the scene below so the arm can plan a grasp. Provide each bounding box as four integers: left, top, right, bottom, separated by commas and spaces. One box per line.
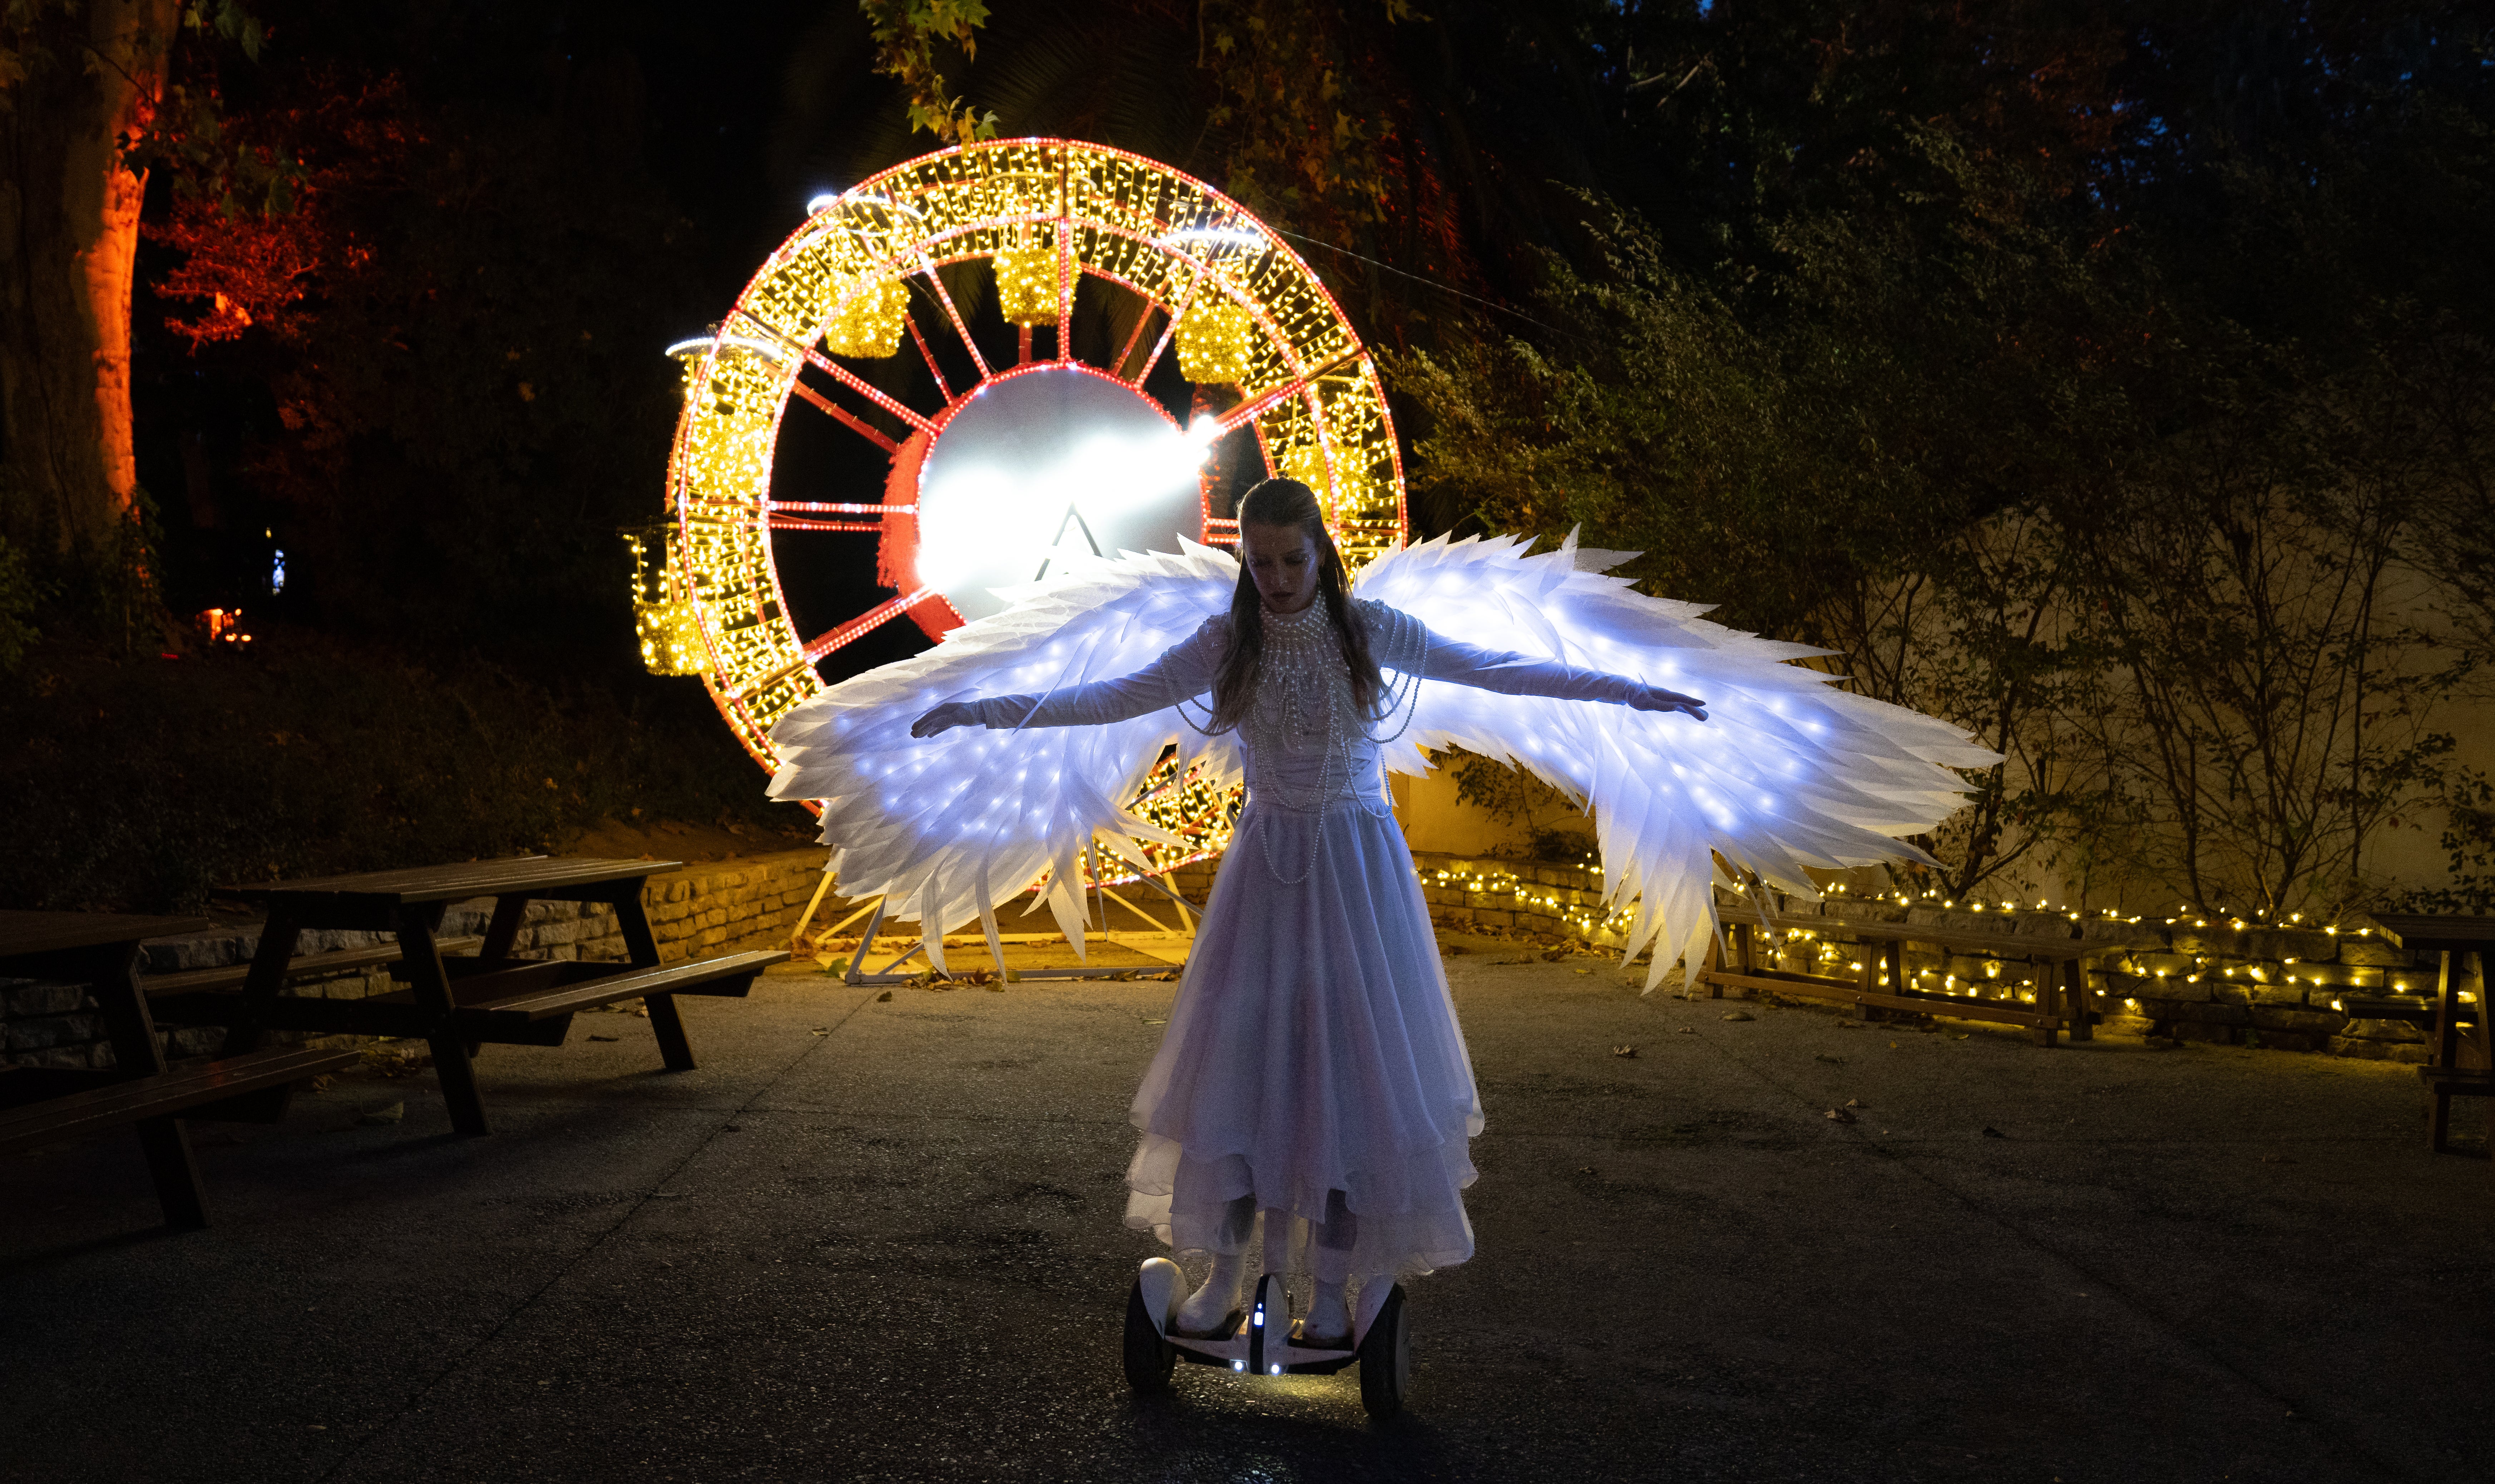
0, 910, 357, 1231
2366, 914, 2494, 1158
149, 857, 786, 1138
1699, 906, 2099, 1046
140, 935, 484, 997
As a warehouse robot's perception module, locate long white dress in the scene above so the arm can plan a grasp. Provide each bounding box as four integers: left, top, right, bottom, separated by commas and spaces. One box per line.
966, 596, 1661, 1280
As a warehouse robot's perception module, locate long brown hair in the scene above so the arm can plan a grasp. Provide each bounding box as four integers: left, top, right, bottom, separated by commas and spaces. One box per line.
1208, 478, 1382, 731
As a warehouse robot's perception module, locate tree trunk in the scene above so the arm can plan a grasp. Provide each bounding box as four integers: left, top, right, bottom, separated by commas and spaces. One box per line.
0, 0, 178, 559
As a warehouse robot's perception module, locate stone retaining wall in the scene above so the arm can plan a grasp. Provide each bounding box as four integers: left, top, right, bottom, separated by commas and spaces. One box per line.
0, 850, 831, 1072
12, 843, 2468, 1072
1408, 851, 2474, 1063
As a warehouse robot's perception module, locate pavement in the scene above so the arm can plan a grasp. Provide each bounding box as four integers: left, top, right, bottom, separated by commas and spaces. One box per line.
4, 934, 2491, 1484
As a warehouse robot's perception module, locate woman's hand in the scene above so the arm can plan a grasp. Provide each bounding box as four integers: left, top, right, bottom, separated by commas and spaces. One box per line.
911, 701, 980, 738
1632, 686, 1708, 722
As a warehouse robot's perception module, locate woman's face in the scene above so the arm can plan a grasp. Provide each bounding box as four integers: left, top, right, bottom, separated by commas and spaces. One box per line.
1241, 522, 1322, 615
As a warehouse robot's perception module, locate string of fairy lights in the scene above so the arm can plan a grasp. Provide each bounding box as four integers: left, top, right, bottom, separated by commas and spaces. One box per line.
1414, 867, 2440, 1013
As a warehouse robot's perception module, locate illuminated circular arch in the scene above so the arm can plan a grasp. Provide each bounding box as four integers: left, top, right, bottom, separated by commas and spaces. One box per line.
646, 138, 1408, 872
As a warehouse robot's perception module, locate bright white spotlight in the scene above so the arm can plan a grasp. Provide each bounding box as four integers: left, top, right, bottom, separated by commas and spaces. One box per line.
913, 366, 1215, 623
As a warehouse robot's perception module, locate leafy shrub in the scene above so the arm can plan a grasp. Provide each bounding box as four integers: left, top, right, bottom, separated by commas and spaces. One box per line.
0, 628, 812, 912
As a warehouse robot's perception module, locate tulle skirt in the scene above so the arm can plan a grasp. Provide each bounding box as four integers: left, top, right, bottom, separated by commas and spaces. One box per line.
1123, 796, 1482, 1279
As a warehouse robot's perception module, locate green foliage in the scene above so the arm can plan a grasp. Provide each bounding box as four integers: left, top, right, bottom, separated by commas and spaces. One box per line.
859, 0, 998, 144
1389, 79, 2493, 915
0, 630, 811, 913
1196, 0, 1415, 227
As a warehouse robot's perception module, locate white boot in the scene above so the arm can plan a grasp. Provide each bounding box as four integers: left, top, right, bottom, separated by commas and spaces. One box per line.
1298, 1277, 1351, 1346
1175, 1251, 1245, 1336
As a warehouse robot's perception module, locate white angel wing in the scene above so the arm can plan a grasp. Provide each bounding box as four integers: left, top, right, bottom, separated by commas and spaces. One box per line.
1358, 531, 1996, 991
766, 541, 1241, 969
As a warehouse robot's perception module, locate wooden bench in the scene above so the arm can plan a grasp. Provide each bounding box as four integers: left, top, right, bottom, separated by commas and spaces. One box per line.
1, 909, 358, 1231
2365, 914, 2494, 1160
0, 1046, 358, 1156
140, 936, 483, 997
154, 949, 782, 1056
159, 858, 790, 1137
1700, 905, 2101, 1046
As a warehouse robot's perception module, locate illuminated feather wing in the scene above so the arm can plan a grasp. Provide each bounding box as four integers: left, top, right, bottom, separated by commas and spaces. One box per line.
1357, 532, 1996, 991
765, 541, 1241, 970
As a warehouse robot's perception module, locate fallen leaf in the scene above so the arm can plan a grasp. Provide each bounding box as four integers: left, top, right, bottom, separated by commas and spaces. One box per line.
1982, 1126, 2006, 1138
1612, 1045, 1638, 1058
1889, 1041, 1901, 1048
1676, 1026, 1696, 1034
1576, 1166, 1596, 1175
1723, 1011, 1755, 1022
357, 1102, 404, 1126
587, 1033, 620, 1043
1835, 1019, 1862, 1029
1952, 1033, 1971, 1041
1574, 968, 1594, 976
1825, 1108, 1857, 1124
1814, 1053, 1846, 1065
875, 990, 893, 1002
1844, 1098, 1867, 1109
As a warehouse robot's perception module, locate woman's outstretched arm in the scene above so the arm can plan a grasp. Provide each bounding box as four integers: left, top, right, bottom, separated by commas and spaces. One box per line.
912, 615, 1228, 737
1382, 606, 1709, 721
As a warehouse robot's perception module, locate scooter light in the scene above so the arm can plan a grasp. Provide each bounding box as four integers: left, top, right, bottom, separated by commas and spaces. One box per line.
1251, 1308, 1264, 1327
1231, 1359, 1246, 1372
1269, 1364, 1283, 1376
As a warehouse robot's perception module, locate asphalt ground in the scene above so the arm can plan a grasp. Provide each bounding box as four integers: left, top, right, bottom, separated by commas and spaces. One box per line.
4, 934, 2490, 1484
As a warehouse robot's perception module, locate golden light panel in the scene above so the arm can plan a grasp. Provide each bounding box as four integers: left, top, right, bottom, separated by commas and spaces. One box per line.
652, 138, 1409, 879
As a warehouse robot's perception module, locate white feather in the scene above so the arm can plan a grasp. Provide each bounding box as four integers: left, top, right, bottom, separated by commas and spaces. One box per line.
767, 530, 1993, 988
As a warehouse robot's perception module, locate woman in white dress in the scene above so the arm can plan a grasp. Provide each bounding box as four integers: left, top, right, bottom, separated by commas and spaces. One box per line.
910, 479, 1707, 1345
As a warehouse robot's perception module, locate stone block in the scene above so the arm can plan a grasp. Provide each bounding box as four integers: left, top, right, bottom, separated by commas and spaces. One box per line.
6, 1013, 99, 1050
2239, 927, 2339, 962
2170, 1020, 2236, 1044
2248, 1006, 2343, 1034
1473, 910, 1514, 928
2133, 952, 2198, 977
2011, 914, 2083, 939
2335, 1017, 2426, 1042
5, 981, 92, 1017
2166, 1001, 2252, 1026
2338, 939, 2414, 967
2076, 919, 2166, 947
166, 1026, 225, 1057
142, 934, 237, 971
2246, 1027, 2327, 1053
2328, 1036, 2429, 1063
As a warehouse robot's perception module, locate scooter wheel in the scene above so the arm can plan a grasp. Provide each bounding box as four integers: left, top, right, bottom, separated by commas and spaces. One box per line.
1123, 1279, 1176, 1390
1358, 1283, 1409, 1419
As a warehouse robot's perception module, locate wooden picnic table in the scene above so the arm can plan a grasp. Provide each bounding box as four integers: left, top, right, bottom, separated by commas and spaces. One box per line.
149, 857, 784, 1138
2366, 914, 2494, 1157
0, 910, 356, 1230
1700, 907, 2099, 1046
